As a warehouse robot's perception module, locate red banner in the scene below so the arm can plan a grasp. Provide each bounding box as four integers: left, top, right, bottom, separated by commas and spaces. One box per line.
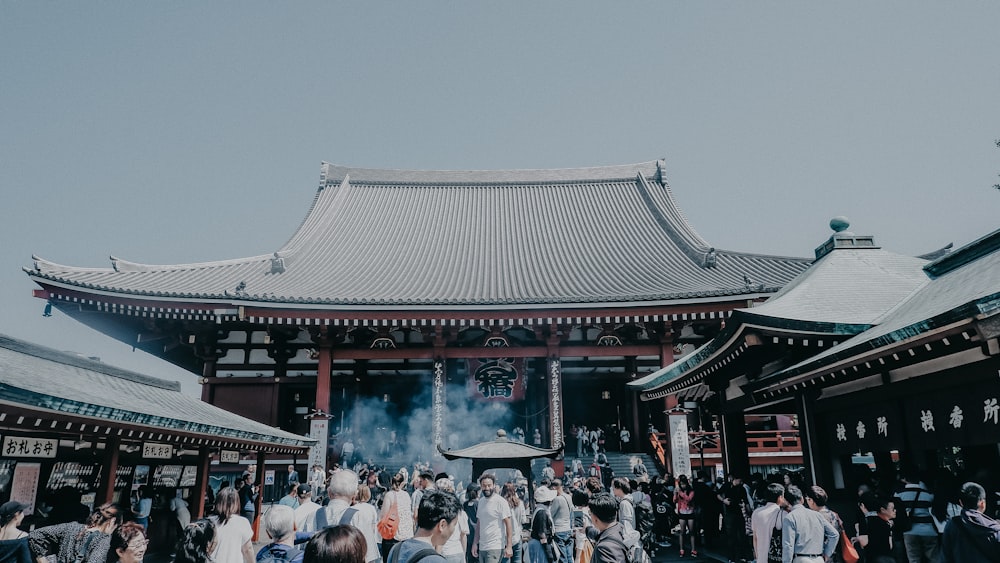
467, 358, 526, 402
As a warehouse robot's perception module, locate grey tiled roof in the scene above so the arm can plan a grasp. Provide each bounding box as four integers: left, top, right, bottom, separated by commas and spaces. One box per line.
630, 240, 932, 394
0, 334, 315, 450
27, 161, 810, 308
746, 247, 929, 326
768, 228, 1000, 381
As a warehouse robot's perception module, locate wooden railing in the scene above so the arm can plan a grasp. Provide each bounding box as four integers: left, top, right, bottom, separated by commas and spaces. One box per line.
653, 429, 801, 456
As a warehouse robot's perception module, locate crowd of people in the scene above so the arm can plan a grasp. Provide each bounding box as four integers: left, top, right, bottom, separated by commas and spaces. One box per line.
5, 459, 1000, 563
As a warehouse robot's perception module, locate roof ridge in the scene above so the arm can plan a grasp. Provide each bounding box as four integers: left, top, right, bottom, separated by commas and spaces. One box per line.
319, 160, 662, 185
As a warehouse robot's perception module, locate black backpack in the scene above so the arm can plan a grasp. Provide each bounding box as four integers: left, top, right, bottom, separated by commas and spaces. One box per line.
256, 544, 303, 563
635, 499, 655, 537
315, 506, 359, 529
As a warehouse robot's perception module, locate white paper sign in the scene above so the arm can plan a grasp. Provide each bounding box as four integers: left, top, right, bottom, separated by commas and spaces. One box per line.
668, 412, 693, 479
308, 418, 329, 473
10, 462, 40, 514
142, 442, 173, 459
220, 450, 241, 464
2, 436, 58, 458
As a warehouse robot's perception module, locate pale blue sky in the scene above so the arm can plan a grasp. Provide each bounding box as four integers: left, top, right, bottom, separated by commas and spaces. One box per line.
2, 2, 998, 395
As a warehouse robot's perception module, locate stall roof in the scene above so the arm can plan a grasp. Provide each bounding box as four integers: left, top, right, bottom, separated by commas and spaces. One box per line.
0, 334, 315, 453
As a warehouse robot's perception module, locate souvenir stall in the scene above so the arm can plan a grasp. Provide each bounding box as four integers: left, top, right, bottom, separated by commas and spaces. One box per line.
0, 334, 314, 549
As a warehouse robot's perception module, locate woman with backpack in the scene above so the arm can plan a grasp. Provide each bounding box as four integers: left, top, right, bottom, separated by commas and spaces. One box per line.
379, 473, 413, 562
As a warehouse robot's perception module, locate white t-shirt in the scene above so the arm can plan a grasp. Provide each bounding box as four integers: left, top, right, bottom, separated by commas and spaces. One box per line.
382, 489, 414, 540
441, 510, 470, 557
313, 499, 381, 563
294, 500, 321, 532
750, 502, 783, 563
477, 493, 512, 551
210, 515, 253, 563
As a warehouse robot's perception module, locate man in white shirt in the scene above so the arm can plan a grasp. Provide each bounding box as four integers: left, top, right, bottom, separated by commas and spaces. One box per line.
311, 469, 381, 563
293, 484, 321, 532
472, 473, 513, 563
751, 483, 787, 563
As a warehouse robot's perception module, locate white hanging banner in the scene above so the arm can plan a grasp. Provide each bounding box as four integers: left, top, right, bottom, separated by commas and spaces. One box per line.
668, 411, 692, 479
308, 418, 329, 473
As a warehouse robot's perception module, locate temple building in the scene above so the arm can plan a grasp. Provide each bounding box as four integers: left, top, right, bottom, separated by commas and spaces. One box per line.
631, 220, 1000, 488
25, 160, 811, 469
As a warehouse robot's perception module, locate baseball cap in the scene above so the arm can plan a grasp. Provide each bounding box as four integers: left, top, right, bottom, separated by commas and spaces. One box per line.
296, 484, 312, 496
0, 501, 28, 524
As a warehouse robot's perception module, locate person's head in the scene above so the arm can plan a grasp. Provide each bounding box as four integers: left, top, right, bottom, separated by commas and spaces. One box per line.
175, 519, 216, 563
858, 492, 877, 513
391, 472, 406, 491
288, 465, 296, 473
875, 497, 896, 521
585, 477, 602, 495
355, 484, 371, 504
611, 477, 631, 497
572, 489, 590, 508
286, 482, 299, 496
415, 491, 461, 548
534, 487, 556, 505
479, 473, 497, 497
804, 485, 828, 510
588, 493, 619, 530
551, 478, 563, 494
502, 482, 521, 507
303, 525, 367, 563
108, 522, 147, 563
435, 478, 455, 494
214, 487, 240, 523
0, 501, 28, 528
264, 505, 295, 542
86, 503, 123, 533
761, 483, 786, 506
465, 483, 480, 501
959, 482, 987, 512
784, 485, 803, 506
420, 472, 435, 488
297, 484, 313, 502
327, 469, 360, 501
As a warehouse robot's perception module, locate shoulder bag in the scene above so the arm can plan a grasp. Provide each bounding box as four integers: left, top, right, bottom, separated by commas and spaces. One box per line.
378, 492, 400, 540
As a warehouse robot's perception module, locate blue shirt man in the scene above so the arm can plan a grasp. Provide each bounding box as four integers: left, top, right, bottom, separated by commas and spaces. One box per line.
781, 485, 837, 563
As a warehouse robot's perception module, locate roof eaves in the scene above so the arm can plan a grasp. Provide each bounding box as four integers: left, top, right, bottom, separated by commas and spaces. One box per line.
0, 386, 315, 448
757, 294, 1000, 392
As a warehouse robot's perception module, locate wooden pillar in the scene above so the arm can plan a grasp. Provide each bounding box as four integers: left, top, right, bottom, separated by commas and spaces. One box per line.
251, 451, 266, 541
98, 436, 120, 505
719, 411, 750, 478
658, 323, 675, 433
794, 389, 822, 486
193, 446, 211, 519
200, 359, 216, 404
316, 343, 332, 413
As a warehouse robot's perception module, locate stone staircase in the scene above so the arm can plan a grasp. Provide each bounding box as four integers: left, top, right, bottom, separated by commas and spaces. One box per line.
554, 451, 660, 481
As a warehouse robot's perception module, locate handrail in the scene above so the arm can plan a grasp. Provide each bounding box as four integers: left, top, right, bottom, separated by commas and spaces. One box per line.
651, 429, 801, 455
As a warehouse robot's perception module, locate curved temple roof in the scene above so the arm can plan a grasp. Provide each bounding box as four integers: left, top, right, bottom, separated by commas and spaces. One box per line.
27, 160, 810, 309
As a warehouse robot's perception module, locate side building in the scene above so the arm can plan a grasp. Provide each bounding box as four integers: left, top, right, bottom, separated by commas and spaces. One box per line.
632, 220, 1000, 491
25, 160, 811, 472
